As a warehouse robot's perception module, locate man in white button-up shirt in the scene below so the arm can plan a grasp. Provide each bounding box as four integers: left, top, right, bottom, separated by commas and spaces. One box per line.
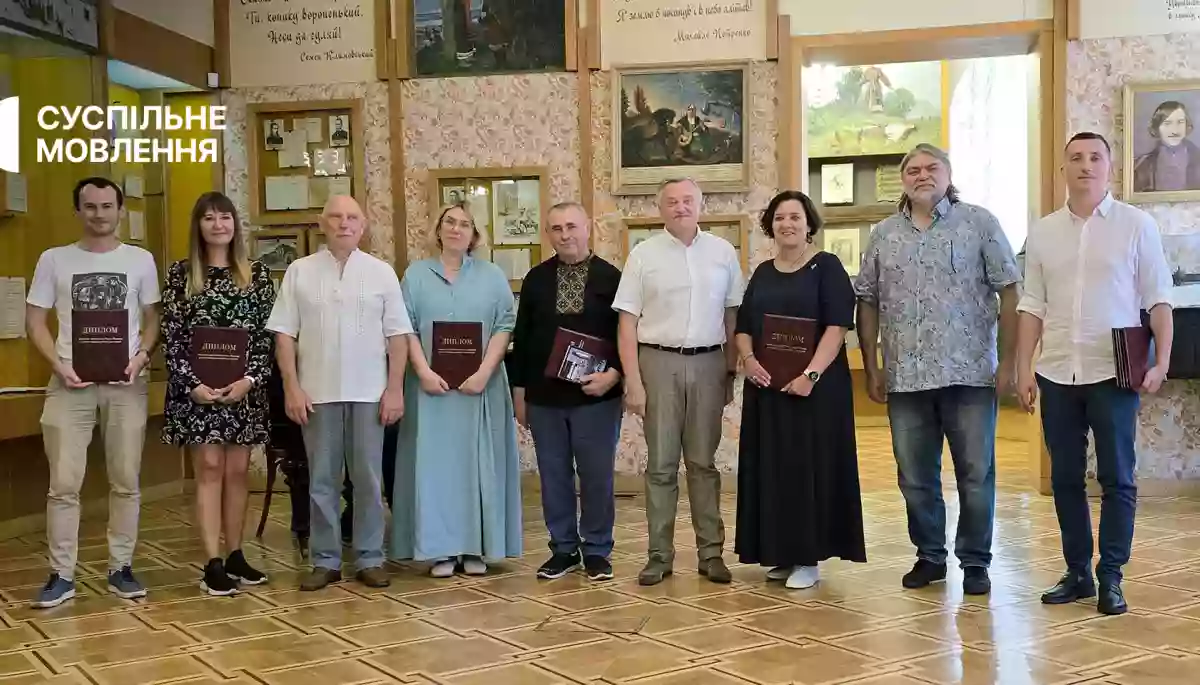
1016, 132, 1175, 616
613, 178, 745, 587
267, 195, 413, 592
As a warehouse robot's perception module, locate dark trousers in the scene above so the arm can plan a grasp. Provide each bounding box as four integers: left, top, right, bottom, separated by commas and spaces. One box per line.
526, 399, 623, 558
887, 385, 998, 568
1037, 376, 1140, 584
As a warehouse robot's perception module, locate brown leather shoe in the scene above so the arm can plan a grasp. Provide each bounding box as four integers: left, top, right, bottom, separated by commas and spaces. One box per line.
356, 566, 390, 588
637, 560, 673, 586
299, 567, 341, 591
699, 557, 732, 583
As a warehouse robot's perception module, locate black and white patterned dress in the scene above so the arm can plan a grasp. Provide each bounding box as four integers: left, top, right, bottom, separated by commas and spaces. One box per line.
161, 260, 276, 446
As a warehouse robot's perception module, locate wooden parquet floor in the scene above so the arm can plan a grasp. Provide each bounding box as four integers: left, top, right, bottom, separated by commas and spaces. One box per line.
1, 427, 1199, 684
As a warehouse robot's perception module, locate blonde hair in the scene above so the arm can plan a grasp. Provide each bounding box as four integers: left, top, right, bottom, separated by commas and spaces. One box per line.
433, 202, 483, 254
187, 192, 251, 298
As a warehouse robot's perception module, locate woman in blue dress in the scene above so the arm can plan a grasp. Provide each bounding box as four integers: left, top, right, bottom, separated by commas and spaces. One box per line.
391, 203, 523, 577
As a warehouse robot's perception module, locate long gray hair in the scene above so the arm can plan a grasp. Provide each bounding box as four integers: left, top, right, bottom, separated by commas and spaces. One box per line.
898, 143, 960, 214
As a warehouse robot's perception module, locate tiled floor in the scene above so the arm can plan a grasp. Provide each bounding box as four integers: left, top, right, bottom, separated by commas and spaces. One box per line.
2, 427, 1200, 684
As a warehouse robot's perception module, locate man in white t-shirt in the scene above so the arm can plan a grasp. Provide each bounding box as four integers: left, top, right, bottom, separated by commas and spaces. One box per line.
25, 177, 162, 609
613, 177, 745, 586
267, 195, 412, 591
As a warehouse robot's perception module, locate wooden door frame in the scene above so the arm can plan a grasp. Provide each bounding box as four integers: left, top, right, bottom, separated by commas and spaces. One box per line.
776, 11, 1069, 495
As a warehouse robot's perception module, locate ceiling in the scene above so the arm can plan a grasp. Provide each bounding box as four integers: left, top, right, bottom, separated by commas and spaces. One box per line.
107, 59, 199, 92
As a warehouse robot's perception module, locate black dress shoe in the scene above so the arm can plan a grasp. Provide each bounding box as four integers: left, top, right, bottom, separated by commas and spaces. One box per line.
1041, 571, 1096, 605
1098, 582, 1128, 615
902, 560, 947, 589
963, 567, 991, 596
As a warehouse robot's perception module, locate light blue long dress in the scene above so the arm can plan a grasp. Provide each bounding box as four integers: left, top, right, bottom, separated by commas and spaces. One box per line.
390, 255, 523, 562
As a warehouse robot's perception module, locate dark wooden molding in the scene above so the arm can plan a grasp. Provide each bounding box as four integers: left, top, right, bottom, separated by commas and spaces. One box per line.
110, 9, 214, 89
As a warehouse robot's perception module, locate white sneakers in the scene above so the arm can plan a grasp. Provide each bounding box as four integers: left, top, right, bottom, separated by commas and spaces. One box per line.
766, 565, 820, 589
430, 556, 488, 578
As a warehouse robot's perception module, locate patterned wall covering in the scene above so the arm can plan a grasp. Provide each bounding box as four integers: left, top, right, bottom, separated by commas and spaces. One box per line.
1068, 33, 1200, 480
220, 82, 395, 262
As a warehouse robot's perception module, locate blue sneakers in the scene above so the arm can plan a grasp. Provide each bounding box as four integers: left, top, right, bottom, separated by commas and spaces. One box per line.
31, 574, 76, 609
107, 566, 147, 599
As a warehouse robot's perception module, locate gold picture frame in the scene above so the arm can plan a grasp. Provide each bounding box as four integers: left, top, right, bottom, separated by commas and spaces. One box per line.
1122, 79, 1200, 204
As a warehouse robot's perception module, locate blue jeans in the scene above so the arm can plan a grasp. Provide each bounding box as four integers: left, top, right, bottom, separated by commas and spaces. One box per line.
1037, 376, 1139, 584
526, 399, 623, 558
300, 402, 386, 572
887, 385, 998, 568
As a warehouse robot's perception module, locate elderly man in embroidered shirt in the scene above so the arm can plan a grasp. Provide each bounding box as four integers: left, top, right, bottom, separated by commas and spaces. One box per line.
1016, 132, 1174, 616
855, 143, 1021, 597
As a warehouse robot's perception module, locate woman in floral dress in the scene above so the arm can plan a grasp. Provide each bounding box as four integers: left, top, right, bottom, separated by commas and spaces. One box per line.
162, 192, 276, 596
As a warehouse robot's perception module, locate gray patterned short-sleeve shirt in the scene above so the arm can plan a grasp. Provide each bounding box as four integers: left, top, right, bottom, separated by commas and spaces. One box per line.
854, 197, 1021, 394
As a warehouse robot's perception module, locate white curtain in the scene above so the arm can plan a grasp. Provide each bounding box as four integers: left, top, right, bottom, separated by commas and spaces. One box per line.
948, 55, 1030, 255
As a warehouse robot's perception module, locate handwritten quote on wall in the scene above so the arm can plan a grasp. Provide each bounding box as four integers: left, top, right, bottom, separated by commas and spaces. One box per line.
601, 0, 766, 68
228, 0, 377, 87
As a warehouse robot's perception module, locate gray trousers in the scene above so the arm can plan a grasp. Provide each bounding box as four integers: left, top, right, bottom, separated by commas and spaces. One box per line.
301, 402, 386, 572
639, 346, 727, 565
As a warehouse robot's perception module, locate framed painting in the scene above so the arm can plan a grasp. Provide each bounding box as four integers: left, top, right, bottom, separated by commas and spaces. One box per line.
409, 0, 573, 77
613, 63, 750, 195
805, 61, 947, 158
1123, 80, 1200, 203
822, 227, 863, 276
251, 229, 306, 274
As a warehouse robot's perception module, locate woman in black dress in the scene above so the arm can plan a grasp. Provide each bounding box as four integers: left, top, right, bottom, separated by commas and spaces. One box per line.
162, 192, 276, 596
734, 190, 866, 589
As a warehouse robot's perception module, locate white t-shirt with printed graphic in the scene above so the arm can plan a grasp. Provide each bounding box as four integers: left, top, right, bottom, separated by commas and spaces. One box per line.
26, 243, 162, 364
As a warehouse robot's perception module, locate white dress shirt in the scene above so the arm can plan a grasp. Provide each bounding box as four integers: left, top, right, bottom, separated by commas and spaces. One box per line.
267, 249, 413, 404
1017, 193, 1173, 386
612, 228, 744, 348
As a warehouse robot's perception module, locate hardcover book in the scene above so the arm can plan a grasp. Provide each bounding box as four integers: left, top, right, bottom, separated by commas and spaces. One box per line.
72, 309, 129, 383
757, 314, 818, 390
190, 326, 250, 389
544, 327, 615, 384
431, 321, 483, 388
1112, 324, 1152, 390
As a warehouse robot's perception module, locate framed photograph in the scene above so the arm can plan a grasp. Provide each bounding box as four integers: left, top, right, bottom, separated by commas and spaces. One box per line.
491, 178, 541, 245
821, 163, 856, 205
441, 185, 466, 206
613, 63, 750, 195
251, 229, 305, 273
328, 114, 351, 147
1123, 80, 1200, 203
823, 226, 864, 276
410, 0, 570, 77
263, 118, 285, 151
805, 61, 947, 158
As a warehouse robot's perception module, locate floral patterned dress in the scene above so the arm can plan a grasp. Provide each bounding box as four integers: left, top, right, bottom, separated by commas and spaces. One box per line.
161, 260, 276, 446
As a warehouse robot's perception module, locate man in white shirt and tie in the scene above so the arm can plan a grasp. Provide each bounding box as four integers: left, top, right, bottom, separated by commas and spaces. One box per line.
268, 195, 412, 591
613, 177, 745, 586
1016, 132, 1174, 616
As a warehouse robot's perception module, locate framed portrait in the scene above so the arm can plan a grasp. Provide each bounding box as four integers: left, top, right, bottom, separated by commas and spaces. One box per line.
1123, 80, 1200, 203
821, 225, 867, 276
263, 118, 285, 151
613, 62, 750, 195
410, 0, 570, 78
251, 229, 306, 273
441, 185, 467, 206
805, 61, 947, 158
328, 114, 351, 147
821, 163, 856, 205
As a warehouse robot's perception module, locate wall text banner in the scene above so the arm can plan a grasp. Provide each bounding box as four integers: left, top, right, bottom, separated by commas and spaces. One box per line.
228, 0, 377, 87
601, 0, 767, 68
1078, 0, 1200, 40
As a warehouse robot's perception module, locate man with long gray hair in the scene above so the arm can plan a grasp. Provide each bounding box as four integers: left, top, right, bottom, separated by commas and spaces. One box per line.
854, 143, 1021, 596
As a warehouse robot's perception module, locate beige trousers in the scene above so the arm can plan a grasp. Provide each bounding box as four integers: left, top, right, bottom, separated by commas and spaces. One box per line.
639, 346, 727, 565
40, 375, 148, 579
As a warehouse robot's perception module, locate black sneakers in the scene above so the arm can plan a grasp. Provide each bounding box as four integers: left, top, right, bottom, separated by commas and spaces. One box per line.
584, 555, 614, 581
902, 559, 948, 589
963, 566, 991, 595
536, 552, 582, 580
225, 549, 269, 585
201, 558, 238, 596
